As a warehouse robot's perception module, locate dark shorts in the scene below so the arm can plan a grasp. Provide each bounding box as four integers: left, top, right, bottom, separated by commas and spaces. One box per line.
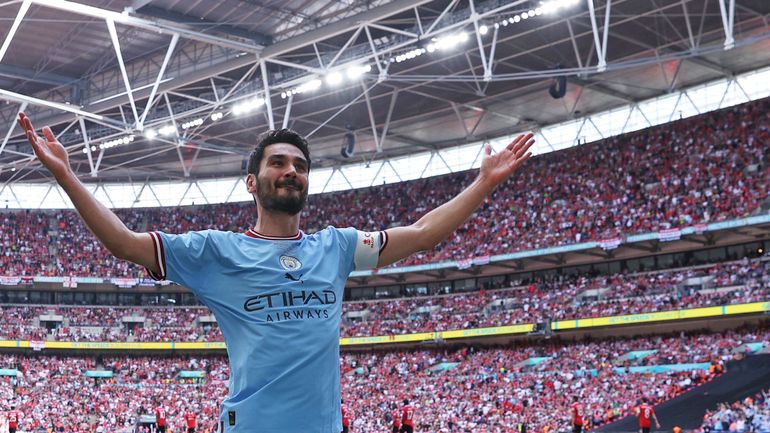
342, 426, 348, 433
573, 424, 583, 433
187, 428, 195, 433
641, 427, 651, 433
393, 426, 401, 433
9, 428, 16, 433
400, 425, 414, 433
157, 425, 166, 433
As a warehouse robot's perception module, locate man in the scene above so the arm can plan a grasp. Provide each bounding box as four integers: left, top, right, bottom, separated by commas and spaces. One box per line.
570, 396, 585, 433
391, 404, 402, 433
6, 406, 19, 433
636, 398, 661, 433
400, 399, 415, 433
341, 400, 351, 433
183, 410, 197, 433
155, 405, 167, 433
18, 113, 533, 433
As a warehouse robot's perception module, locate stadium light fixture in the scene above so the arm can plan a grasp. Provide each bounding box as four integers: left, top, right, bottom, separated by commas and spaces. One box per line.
95, 134, 135, 150
346, 64, 372, 80
181, 118, 204, 130
298, 78, 322, 93
158, 125, 177, 136
232, 97, 265, 115
281, 78, 323, 99
325, 71, 344, 86
144, 129, 158, 139
427, 32, 469, 52
479, 24, 489, 35
487, 0, 579, 32
210, 112, 224, 121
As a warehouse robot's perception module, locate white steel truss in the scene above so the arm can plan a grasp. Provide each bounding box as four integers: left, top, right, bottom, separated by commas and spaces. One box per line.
4, 64, 770, 209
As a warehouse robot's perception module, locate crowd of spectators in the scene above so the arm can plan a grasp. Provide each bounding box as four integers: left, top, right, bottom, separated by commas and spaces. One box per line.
697, 389, 770, 433
0, 258, 768, 342
0, 327, 765, 433
1, 97, 768, 277
342, 257, 770, 336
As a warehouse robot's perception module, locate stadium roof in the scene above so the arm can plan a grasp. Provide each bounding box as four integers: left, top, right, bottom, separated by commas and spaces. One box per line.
0, 0, 769, 189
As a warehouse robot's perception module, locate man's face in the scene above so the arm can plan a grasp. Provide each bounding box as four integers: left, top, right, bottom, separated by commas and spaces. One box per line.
250, 143, 309, 215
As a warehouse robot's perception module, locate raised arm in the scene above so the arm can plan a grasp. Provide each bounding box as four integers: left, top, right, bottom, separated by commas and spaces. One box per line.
17, 112, 159, 274
377, 132, 534, 267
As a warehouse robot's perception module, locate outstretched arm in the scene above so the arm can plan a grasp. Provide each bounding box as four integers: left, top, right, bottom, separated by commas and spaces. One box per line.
17, 113, 159, 274
377, 133, 534, 267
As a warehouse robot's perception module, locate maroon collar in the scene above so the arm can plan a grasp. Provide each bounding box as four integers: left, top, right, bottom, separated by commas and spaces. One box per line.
244, 229, 303, 240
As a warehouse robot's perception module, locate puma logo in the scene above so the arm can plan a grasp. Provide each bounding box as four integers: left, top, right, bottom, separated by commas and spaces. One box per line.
284, 273, 304, 283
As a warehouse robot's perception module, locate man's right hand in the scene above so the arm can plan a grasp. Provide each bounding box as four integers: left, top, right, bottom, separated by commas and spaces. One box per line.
18, 112, 73, 181
16, 112, 161, 277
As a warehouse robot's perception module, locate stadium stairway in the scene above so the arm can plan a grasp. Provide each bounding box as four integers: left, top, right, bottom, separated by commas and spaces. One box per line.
596, 354, 770, 432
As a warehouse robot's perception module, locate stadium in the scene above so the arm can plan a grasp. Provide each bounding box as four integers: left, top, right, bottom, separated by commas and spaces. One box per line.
0, 0, 769, 432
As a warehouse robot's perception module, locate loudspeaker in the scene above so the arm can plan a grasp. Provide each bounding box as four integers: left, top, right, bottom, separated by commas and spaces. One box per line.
548, 75, 567, 99
341, 131, 355, 158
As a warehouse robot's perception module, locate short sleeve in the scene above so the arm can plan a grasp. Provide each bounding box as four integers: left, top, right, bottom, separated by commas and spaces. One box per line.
145, 230, 215, 293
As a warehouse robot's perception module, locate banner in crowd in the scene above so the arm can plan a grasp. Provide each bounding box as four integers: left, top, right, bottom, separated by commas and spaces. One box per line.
472, 255, 491, 266
694, 223, 708, 234
30, 340, 46, 351
599, 237, 622, 251
0, 276, 21, 286
110, 278, 139, 288
658, 228, 682, 242
63, 276, 77, 288
456, 258, 472, 270
553, 301, 770, 330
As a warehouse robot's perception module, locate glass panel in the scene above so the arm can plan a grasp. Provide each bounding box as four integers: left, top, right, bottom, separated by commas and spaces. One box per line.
308, 169, 333, 195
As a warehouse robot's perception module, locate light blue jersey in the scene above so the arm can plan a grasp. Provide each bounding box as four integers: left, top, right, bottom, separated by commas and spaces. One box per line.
146, 226, 386, 433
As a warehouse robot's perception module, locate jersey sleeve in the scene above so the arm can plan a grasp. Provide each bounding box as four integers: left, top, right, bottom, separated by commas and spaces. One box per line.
145, 230, 216, 295
336, 227, 388, 272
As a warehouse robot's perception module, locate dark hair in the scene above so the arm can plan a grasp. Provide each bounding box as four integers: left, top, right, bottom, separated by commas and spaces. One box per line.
403, 399, 409, 405
247, 129, 311, 175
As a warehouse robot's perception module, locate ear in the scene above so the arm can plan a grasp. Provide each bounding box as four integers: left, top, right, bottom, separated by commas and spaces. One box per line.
246, 173, 257, 194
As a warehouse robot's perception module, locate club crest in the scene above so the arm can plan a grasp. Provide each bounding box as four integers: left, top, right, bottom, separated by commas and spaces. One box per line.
279, 255, 302, 271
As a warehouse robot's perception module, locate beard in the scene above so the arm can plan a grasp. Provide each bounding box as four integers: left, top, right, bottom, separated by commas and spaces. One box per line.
256, 176, 308, 215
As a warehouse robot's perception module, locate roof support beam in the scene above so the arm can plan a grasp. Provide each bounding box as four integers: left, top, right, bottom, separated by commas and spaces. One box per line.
0, 87, 106, 123
78, 117, 98, 177
0, 102, 27, 157
139, 33, 179, 129
361, 81, 380, 152
106, 19, 139, 127
568, 77, 635, 102
29, 0, 264, 53
718, 0, 736, 50
0, 0, 30, 63
586, 0, 612, 72
134, 5, 272, 46
0, 64, 76, 87
260, 61, 275, 130
379, 89, 398, 153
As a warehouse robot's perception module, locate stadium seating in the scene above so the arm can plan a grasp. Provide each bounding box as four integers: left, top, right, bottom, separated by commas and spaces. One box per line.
1, 328, 764, 433
0, 257, 767, 341
697, 388, 770, 432
1, 97, 768, 277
